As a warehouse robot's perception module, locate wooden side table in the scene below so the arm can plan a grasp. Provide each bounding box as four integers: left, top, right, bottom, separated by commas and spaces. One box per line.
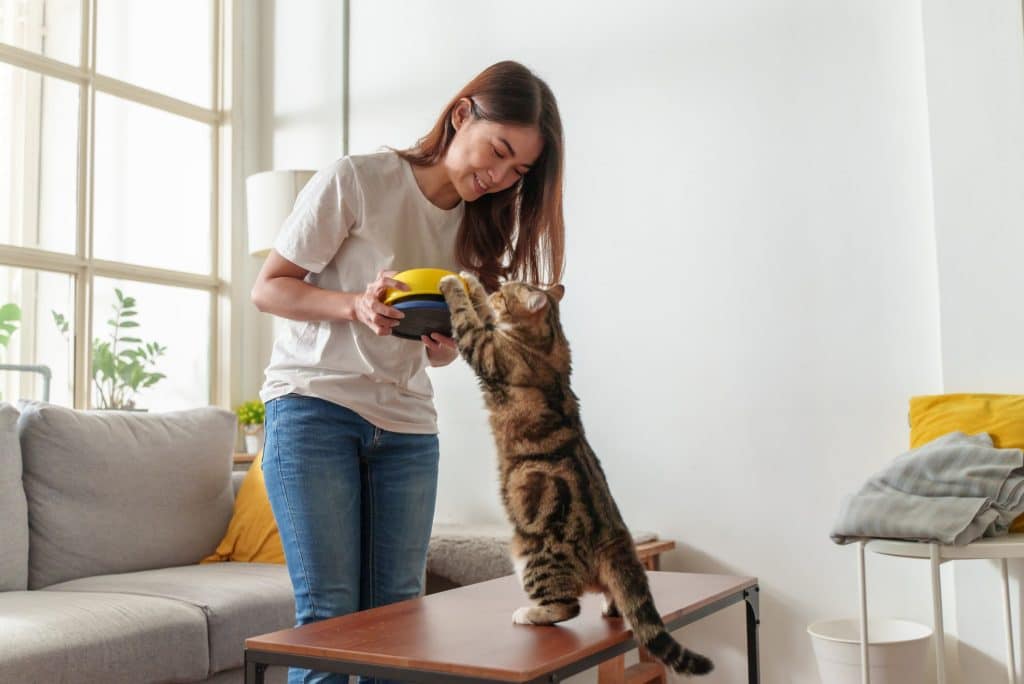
635, 539, 675, 571
233, 452, 256, 471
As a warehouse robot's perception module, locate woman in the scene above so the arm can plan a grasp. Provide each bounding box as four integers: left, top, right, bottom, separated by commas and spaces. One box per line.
252, 60, 565, 684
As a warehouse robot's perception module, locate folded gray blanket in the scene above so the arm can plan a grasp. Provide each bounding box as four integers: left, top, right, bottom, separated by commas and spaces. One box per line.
831, 432, 1024, 545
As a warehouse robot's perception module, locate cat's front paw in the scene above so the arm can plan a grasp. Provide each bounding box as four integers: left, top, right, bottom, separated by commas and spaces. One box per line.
512, 607, 536, 625
439, 274, 464, 298
459, 271, 483, 290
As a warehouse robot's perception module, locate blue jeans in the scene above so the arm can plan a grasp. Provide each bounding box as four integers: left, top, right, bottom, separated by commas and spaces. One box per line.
262, 394, 440, 684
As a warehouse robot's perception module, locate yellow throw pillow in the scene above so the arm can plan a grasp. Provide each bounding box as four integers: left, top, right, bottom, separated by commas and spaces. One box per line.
908, 394, 1024, 534
201, 452, 285, 564
909, 394, 1024, 449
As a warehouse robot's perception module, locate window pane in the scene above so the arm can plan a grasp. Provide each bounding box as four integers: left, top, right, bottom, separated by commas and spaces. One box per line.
91, 277, 210, 411
0, 62, 79, 254
0, 0, 81, 66
93, 93, 211, 274
0, 266, 75, 406
96, 0, 212, 107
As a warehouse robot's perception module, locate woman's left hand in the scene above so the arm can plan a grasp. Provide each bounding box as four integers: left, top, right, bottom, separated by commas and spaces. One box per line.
423, 332, 459, 367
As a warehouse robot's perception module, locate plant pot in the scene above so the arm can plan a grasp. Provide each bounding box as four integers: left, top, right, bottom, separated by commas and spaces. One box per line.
243, 425, 264, 455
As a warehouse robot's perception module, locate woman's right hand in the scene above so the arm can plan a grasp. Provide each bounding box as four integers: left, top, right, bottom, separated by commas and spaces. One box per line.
355, 270, 409, 335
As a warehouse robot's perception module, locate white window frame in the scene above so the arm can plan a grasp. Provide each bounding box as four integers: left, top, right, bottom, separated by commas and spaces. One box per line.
0, 0, 239, 409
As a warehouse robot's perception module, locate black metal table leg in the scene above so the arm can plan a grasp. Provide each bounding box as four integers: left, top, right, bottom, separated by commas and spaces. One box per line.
745, 585, 760, 684
244, 650, 266, 684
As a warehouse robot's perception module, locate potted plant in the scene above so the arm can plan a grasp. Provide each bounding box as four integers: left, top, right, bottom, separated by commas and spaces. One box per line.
53, 289, 167, 410
236, 399, 265, 454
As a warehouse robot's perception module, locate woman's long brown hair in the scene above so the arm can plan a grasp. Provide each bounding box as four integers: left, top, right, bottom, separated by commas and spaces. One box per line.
396, 61, 565, 291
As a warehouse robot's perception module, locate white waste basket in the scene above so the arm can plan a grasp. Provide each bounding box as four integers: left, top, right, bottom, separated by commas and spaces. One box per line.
807, 618, 932, 684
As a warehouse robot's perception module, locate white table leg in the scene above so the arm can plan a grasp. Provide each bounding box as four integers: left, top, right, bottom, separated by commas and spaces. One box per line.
1001, 558, 1017, 684
859, 540, 870, 684
930, 543, 947, 684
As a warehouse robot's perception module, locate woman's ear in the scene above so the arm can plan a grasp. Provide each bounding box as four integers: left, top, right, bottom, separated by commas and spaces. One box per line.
451, 98, 472, 131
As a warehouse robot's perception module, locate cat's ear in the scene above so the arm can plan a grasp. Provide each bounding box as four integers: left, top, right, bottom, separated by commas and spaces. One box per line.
524, 292, 548, 313
548, 284, 565, 302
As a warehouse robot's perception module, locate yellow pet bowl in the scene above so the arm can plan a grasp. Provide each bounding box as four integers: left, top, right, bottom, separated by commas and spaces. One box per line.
383, 268, 457, 305
383, 268, 462, 341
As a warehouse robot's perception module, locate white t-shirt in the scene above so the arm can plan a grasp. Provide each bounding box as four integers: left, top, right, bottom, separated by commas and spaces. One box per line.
259, 150, 464, 434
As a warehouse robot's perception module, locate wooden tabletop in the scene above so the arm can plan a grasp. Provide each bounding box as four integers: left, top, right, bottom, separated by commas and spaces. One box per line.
246, 571, 757, 682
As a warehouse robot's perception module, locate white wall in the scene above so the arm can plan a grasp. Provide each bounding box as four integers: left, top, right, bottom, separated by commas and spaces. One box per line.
921, 0, 1024, 680
248, 1, 1023, 681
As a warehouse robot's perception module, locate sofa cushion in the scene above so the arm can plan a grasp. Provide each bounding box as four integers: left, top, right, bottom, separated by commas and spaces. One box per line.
0, 589, 209, 683
203, 451, 285, 565
19, 402, 236, 588
0, 402, 27, 590
47, 562, 295, 674
427, 523, 516, 588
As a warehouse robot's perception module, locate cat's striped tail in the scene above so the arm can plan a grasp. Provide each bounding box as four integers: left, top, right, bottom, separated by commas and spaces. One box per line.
600, 539, 714, 677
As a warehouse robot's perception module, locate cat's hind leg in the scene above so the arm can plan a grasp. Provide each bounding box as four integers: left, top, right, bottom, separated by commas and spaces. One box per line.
601, 592, 621, 618
513, 558, 583, 626
512, 599, 581, 626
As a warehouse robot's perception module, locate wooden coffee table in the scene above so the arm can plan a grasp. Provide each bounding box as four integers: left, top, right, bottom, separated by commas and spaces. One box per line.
245, 571, 760, 684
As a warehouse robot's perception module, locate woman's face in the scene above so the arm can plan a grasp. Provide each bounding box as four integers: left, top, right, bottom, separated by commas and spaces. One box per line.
445, 99, 544, 202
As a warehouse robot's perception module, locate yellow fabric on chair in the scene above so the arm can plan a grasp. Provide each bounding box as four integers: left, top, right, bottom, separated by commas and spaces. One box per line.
909, 393, 1024, 533
201, 452, 285, 564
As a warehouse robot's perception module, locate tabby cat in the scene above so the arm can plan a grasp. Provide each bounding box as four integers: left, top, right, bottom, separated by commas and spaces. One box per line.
439, 272, 713, 677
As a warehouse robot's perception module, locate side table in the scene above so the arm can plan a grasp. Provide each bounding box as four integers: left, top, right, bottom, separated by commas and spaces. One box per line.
246, 572, 760, 684
635, 539, 675, 571
858, 535, 1024, 684
233, 452, 256, 472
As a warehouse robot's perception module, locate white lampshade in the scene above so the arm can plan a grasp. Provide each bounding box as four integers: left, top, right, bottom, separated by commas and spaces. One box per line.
245, 169, 316, 256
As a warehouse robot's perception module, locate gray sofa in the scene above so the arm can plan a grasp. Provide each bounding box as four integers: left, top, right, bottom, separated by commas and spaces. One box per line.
0, 401, 293, 683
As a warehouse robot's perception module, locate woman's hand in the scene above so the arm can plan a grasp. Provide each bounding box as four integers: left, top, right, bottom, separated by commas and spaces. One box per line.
423, 332, 459, 367
355, 270, 409, 335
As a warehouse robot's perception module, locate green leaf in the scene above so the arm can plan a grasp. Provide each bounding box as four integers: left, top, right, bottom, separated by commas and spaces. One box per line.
92, 343, 115, 380
0, 303, 22, 322
143, 373, 165, 387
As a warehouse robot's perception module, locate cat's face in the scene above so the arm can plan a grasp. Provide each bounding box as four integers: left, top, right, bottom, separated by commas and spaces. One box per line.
490, 282, 566, 338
